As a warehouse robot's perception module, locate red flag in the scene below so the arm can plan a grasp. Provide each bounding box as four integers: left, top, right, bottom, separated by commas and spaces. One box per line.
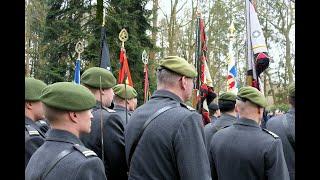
144, 64, 149, 103
118, 47, 133, 86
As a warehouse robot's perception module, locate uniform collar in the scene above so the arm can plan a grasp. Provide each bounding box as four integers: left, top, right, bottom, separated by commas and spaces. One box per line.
234, 118, 260, 128
25, 116, 35, 125
46, 129, 83, 145
151, 89, 183, 103
114, 105, 127, 111
219, 113, 237, 121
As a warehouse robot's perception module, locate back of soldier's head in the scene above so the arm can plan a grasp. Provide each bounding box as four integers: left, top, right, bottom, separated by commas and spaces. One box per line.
157, 56, 197, 88
218, 92, 236, 113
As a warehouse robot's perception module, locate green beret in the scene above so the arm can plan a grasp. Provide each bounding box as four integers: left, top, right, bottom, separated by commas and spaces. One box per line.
113, 84, 137, 99
237, 86, 267, 108
219, 92, 237, 102
40, 82, 96, 111
288, 83, 295, 97
81, 67, 116, 89
25, 77, 47, 101
159, 56, 197, 78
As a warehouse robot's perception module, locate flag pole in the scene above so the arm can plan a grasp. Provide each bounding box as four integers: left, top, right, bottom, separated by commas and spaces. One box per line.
142, 50, 149, 103
119, 28, 129, 124
74, 41, 84, 84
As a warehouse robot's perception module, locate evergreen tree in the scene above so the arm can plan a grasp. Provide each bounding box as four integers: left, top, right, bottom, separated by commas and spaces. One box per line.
105, 0, 153, 105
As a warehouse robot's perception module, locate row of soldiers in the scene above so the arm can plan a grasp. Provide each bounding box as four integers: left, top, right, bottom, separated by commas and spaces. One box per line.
25, 56, 295, 180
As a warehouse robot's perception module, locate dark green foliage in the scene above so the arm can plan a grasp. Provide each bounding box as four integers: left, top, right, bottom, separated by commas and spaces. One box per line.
105, 0, 153, 105
33, 0, 153, 105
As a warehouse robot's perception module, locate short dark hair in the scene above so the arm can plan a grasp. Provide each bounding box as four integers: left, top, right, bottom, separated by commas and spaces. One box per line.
218, 100, 236, 113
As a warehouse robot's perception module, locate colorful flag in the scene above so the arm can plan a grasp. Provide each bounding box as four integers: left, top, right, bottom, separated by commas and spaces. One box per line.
246, 0, 269, 90
100, 26, 112, 71
74, 59, 80, 84
227, 22, 238, 94
118, 48, 133, 86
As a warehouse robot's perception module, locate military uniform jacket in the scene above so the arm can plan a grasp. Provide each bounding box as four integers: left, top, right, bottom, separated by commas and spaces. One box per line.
80, 102, 128, 180
25, 129, 106, 180
125, 90, 211, 180
204, 114, 236, 152
267, 108, 295, 180
25, 116, 46, 168
113, 105, 132, 125
209, 118, 290, 180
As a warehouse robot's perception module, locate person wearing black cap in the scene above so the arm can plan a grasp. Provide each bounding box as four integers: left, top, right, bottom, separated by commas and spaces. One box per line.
208, 86, 289, 180
208, 102, 220, 122
204, 92, 237, 152
267, 83, 295, 180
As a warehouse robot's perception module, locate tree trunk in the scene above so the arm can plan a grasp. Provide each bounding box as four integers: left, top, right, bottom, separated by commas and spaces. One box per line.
150, 0, 158, 61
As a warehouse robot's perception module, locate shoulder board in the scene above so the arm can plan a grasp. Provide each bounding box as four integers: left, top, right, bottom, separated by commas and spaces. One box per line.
102, 107, 116, 113
262, 128, 279, 138
180, 103, 196, 111
38, 120, 48, 125
25, 125, 40, 136
73, 144, 97, 158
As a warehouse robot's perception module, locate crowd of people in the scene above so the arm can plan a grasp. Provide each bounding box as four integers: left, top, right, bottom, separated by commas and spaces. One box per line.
25, 56, 295, 180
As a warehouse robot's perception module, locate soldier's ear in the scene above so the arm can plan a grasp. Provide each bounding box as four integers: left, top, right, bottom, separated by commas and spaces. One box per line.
68, 111, 78, 123
180, 76, 188, 90
25, 102, 33, 109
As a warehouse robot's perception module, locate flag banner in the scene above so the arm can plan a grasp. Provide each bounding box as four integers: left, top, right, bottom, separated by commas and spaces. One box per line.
246, 0, 270, 90
74, 59, 81, 84
100, 27, 112, 71
118, 48, 133, 86
227, 29, 238, 94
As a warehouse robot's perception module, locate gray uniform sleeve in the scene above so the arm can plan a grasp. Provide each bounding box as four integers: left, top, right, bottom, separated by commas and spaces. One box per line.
208, 142, 218, 180
103, 113, 128, 178
75, 157, 107, 180
174, 113, 212, 180
265, 138, 290, 180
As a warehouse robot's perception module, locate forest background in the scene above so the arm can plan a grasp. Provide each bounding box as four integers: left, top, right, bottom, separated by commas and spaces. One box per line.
25, 0, 295, 111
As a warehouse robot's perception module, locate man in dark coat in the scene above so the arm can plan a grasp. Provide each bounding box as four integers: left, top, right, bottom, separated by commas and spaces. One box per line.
267, 83, 295, 180
25, 82, 107, 180
125, 56, 211, 180
79, 67, 128, 180
204, 92, 237, 151
112, 83, 138, 124
208, 86, 290, 180
25, 77, 47, 168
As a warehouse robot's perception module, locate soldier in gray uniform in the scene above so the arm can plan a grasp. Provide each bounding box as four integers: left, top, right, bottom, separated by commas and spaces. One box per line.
25, 77, 47, 168
112, 83, 138, 124
79, 67, 127, 180
267, 83, 295, 180
204, 92, 237, 151
208, 86, 290, 180
25, 82, 107, 180
125, 56, 211, 180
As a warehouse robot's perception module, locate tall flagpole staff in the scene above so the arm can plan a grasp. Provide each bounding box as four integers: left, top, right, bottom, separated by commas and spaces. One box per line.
119, 28, 129, 124
74, 41, 84, 84
142, 50, 149, 103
